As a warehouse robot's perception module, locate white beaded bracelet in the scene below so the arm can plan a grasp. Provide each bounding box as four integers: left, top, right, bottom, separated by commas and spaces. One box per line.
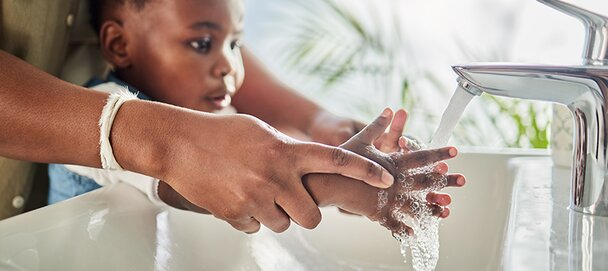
99, 89, 138, 170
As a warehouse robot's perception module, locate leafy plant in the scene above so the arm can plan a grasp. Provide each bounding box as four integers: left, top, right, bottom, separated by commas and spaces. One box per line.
272, 0, 551, 149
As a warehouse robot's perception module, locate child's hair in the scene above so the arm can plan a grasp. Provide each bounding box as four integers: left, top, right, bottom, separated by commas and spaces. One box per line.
89, 0, 151, 34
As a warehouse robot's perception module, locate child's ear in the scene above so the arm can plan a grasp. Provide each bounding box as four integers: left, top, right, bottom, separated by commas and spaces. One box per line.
99, 20, 131, 69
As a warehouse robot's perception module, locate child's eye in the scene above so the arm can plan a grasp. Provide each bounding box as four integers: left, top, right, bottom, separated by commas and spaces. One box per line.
230, 40, 242, 50
190, 37, 213, 54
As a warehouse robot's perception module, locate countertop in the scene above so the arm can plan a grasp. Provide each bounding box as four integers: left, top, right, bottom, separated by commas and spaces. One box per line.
504, 157, 608, 271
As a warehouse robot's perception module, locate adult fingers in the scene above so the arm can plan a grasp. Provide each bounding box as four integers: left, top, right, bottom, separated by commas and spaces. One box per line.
275, 181, 322, 229
346, 108, 392, 145
394, 147, 458, 169
254, 202, 291, 233
300, 143, 394, 188
226, 217, 261, 234
379, 109, 407, 153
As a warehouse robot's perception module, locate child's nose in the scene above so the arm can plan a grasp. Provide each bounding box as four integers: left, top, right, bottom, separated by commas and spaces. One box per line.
214, 45, 241, 78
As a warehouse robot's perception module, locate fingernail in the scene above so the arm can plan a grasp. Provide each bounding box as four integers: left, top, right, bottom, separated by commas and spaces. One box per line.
398, 137, 406, 148
381, 108, 391, 118
457, 176, 465, 186
448, 147, 458, 157
382, 171, 394, 187
406, 227, 414, 236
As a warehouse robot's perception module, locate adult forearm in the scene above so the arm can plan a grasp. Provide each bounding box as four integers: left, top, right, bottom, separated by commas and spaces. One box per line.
0, 50, 173, 178
0, 50, 107, 166
232, 48, 321, 133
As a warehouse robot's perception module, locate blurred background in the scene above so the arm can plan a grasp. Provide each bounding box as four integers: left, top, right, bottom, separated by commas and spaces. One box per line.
243, 0, 608, 149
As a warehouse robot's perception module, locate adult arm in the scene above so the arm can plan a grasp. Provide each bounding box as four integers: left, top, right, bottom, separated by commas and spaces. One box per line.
0, 50, 394, 232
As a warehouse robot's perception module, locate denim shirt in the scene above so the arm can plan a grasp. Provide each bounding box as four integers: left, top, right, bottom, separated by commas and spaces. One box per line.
47, 73, 153, 204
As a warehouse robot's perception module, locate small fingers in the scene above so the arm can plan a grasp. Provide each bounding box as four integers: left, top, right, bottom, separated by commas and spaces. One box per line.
446, 174, 466, 187
428, 203, 451, 218
408, 170, 462, 191
426, 192, 452, 206
400, 135, 423, 152
441, 207, 450, 218
399, 171, 448, 191
394, 146, 458, 169
398, 136, 410, 152
379, 109, 407, 153
353, 121, 367, 134
430, 204, 445, 217
391, 109, 408, 133
345, 108, 392, 145
381, 217, 414, 237
433, 162, 449, 174
432, 205, 450, 218
373, 133, 388, 149
395, 223, 415, 237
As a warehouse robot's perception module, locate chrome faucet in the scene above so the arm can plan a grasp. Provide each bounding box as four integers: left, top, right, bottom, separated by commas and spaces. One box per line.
452, 0, 608, 216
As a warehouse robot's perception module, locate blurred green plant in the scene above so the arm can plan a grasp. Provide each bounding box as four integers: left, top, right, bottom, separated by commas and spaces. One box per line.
482, 96, 550, 148
274, 0, 550, 149
274, 0, 414, 113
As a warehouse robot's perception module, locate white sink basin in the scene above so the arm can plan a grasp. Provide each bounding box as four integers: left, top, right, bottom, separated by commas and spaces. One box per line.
259, 150, 546, 271
0, 150, 547, 270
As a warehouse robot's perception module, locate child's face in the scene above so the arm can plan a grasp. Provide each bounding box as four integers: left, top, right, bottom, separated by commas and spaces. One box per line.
119, 0, 244, 112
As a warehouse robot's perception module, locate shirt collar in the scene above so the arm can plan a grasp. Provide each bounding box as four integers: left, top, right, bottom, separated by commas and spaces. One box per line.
106, 72, 154, 101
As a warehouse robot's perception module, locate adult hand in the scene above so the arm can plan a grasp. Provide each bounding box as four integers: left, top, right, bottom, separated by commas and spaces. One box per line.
152, 112, 394, 234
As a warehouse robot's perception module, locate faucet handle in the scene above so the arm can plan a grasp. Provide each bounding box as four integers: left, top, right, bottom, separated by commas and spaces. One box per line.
538, 0, 608, 65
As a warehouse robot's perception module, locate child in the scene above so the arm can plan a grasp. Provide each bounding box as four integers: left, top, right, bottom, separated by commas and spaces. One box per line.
49, 0, 464, 234
48, 0, 247, 204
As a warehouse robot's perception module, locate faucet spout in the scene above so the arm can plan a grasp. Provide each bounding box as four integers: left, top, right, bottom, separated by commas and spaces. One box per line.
453, 63, 608, 216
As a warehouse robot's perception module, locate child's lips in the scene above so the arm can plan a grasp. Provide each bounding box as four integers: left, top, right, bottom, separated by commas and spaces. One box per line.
205, 94, 231, 109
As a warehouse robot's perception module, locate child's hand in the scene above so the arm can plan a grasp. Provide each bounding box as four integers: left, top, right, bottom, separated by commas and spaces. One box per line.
308, 110, 367, 146
308, 109, 421, 154
373, 109, 408, 153
339, 108, 464, 235
336, 109, 408, 216
338, 108, 454, 178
